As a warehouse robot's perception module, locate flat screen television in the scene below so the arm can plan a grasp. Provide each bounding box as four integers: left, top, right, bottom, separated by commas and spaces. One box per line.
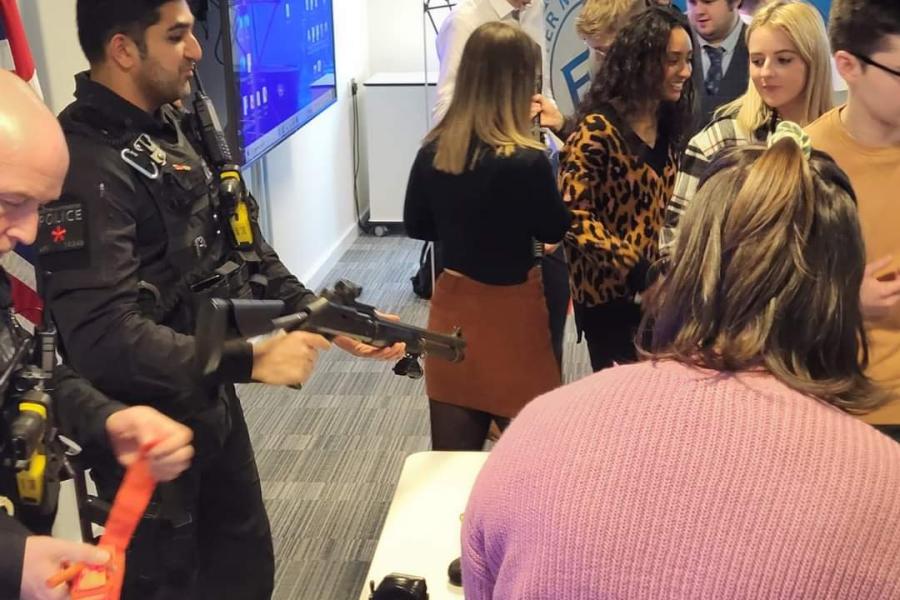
218, 0, 337, 165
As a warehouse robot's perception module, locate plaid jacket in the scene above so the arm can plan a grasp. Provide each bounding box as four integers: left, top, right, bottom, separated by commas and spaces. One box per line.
659, 115, 774, 256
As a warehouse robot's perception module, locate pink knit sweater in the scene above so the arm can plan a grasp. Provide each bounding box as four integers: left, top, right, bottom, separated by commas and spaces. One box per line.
461, 361, 900, 599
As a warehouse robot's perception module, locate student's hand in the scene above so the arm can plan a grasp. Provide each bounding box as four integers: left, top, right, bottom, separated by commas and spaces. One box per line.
860, 256, 900, 322
105, 407, 194, 482
21, 537, 109, 600
252, 331, 331, 385
334, 312, 407, 360
531, 94, 564, 133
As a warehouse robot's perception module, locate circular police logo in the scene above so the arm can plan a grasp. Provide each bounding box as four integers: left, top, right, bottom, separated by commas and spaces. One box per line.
545, 0, 589, 117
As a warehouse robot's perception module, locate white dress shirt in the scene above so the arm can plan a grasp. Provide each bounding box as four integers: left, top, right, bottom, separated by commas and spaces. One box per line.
433, 0, 549, 122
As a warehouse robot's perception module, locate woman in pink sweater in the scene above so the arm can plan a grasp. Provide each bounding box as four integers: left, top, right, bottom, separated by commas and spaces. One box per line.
461, 126, 900, 599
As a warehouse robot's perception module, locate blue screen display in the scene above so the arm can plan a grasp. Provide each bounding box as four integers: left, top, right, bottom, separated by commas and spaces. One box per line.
227, 0, 337, 165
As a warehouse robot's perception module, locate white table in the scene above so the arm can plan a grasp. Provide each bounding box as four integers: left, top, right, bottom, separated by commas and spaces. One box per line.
359, 451, 489, 599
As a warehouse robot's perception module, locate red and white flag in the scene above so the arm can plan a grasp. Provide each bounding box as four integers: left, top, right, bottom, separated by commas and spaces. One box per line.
1, 0, 45, 326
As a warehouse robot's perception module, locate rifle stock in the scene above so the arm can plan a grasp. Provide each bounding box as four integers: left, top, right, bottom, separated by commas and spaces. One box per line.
196, 280, 465, 378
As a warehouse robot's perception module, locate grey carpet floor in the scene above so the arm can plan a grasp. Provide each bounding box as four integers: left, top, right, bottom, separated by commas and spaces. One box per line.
238, 234, 592, 599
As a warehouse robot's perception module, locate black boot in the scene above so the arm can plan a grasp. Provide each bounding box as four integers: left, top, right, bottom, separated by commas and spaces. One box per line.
448, 557, 462, 587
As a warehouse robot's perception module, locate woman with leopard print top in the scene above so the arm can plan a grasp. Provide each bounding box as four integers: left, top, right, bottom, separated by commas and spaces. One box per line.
559, 6, 694, 371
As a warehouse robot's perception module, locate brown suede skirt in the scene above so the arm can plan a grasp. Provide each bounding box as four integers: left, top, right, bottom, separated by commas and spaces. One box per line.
424, 267, 561, 418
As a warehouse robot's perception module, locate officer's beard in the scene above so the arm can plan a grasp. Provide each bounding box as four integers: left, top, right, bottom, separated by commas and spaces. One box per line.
136, 61, 192, 112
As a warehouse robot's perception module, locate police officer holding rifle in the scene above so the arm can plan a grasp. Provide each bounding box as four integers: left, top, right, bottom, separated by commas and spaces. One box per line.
40, 2, 408, 598
0, 70, 194, 600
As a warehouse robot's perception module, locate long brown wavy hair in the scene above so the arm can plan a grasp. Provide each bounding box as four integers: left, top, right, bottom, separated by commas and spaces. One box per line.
425, 21, 544, 175
642, 140, 887, 413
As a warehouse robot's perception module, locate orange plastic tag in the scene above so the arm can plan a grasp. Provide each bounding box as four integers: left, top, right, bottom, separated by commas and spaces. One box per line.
50, 454, 157, 600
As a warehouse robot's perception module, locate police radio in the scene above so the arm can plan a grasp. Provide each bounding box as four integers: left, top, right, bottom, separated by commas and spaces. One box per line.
0, 318, 64, 522
191, 70, 255, 251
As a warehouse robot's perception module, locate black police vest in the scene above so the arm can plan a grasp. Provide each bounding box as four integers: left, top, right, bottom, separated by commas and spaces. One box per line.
121, 109, 236, 326
62, 105, 259, 334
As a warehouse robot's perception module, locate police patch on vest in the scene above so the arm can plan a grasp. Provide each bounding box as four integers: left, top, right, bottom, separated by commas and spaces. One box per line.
37, 202, 87, 255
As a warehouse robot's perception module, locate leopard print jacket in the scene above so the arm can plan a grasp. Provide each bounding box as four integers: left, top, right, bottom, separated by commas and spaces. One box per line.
559, 110, 677, 307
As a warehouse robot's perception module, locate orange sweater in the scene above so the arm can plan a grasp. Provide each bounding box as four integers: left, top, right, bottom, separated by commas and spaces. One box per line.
807, 107, 900, 425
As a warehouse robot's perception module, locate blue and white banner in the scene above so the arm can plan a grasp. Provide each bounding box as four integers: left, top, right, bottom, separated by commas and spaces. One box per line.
545, 0, 590, 116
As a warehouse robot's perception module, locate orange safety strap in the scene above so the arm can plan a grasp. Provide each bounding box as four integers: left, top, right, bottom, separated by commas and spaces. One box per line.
97, 456, 156, 551
48, 450, 157, 600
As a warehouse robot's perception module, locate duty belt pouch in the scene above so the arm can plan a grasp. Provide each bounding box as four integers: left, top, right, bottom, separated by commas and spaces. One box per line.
188, 260, 248, 302
236, 250, 268, 299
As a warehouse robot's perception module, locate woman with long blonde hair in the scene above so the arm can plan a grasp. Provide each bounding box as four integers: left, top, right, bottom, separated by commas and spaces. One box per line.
660, 0, 832, 254
403, 22, 570, 450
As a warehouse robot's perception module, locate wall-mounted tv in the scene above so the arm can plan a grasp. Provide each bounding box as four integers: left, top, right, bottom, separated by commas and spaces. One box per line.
220, 0, 337, 165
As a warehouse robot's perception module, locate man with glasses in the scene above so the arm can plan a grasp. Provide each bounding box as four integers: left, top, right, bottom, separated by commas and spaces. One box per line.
807, 0, 900, 442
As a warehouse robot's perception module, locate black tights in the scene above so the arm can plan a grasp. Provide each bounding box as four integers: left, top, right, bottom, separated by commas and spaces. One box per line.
429, 399, 511, 451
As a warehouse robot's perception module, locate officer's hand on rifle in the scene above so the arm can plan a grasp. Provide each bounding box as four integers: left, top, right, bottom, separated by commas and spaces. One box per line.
333, 312, 407, 360
251, 331, 331, 386
105, 407, 195, 482
21, 537, 109, 600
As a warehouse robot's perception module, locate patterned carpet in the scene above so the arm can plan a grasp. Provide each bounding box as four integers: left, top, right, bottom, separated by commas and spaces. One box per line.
238, 234, 591, 599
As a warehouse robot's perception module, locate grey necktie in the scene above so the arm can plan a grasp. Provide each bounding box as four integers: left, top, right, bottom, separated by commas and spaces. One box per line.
704, 45, 725, 96
511, 8, 520, 22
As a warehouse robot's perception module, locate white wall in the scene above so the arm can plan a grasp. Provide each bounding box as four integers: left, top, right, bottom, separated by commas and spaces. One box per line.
17, 0, 87, 114
367, 0, 445, 75
262, 0, 371, 288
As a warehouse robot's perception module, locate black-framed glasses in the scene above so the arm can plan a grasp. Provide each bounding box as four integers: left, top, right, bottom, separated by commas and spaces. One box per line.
851, 52, 900, 78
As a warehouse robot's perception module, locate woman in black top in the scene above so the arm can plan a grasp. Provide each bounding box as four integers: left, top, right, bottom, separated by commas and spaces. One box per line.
404, 21, 570, 451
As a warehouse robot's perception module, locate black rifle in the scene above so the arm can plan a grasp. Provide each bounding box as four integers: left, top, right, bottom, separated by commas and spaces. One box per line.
196, 280, 465, 380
